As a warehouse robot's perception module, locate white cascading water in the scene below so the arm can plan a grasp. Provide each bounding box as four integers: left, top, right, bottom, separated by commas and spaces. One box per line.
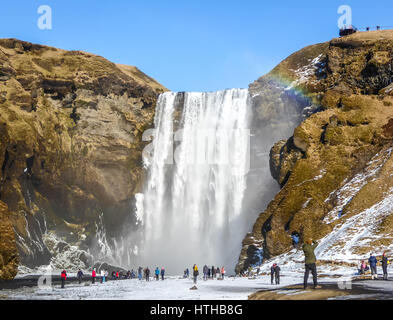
136, 89, 253, 274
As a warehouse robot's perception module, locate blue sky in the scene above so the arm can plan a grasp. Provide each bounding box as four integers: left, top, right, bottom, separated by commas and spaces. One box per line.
1, 0, 392, 92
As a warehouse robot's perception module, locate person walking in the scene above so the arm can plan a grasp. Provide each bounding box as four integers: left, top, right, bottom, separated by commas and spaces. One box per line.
381, 252, 390, 280
145, 267, 150, 281
161, 267, 165, 280
270, 264, 276, 284
274, 264, 281, 285
221, 266, 225, 280
155, 267, 160, 281
369, 253, 378, 280
92, 268, 96, 284
216, 267, 220, 279
193, 265, 199, 284
61, 269, 67, 289
100, 269, 105, 283
203, 265, 208, 281
116, 271, 120, 280
77, 269, 83, 284
212, 266, 216, 279
138, 266, 143, 280
302, 239, 320, 289
291, 231, 300, 249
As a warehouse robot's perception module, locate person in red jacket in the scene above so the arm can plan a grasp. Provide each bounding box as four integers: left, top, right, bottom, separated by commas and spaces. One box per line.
221, 267, 225, 280
116, 271, 119, 280
92, 268, 96, 284
61, 269, 67, 289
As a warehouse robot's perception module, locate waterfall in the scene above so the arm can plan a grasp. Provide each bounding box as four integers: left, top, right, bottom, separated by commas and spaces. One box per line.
137, 89, 254, 274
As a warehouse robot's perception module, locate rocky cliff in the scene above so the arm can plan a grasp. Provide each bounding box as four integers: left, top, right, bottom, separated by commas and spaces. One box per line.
0, 39, 166, 279
237, 30, 393, 273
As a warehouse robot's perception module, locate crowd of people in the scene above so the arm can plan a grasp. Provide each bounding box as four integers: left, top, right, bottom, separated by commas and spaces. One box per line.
59, 237, 391, 290
58, 264, 226, 288
186, 265, 226, 284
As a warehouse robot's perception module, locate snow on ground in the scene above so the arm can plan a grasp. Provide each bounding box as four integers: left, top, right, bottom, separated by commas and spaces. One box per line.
1, 275, 304, 300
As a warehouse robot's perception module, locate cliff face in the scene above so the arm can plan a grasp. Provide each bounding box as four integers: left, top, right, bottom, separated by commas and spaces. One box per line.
237, 30, 393, 273
0, 39, 166, 278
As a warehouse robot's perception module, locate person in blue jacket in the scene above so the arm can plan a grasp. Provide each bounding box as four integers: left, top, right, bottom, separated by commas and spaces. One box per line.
161, 267, 165, 280
368, 253, 378, 280
155, 267, 160, 281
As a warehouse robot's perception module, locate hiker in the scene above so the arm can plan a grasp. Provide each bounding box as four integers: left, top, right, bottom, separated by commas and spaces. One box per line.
274, 264, 281, 285
207, 267, 211, 279
161, 267, 165, 280
193, 265, 199, 284
302, 239, 320, 289
212, 266, 216, 279
203, 265, 208, 281
138, 266, 143, 280
77, 269, 83, 284
291, 231, 300, 249
369, 253, 378, 280
381, 252, 390, 280
186, 268, 190, 278
270, 264, 276, 284
131, 269, 135, 279
100, 269, 105, 283
116, 271, 120, 280
155, 267, 160, 281
216, 267, 220, 278
92, 268, 96, 284
61, 269, 67, 289
145, 267, 150, 281
221, 266, 225, 280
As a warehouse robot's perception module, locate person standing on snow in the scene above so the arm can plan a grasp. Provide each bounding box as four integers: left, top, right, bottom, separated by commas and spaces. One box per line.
212, 266, 216, 279
270, 264, 276, 284
369, 253, 378, 280
145, 267, 150, 281
221, 266, 225, 280
161, 267, 165, 280
203, 265, 208, 281
138, 266, 143, 280
155, 267, 160, 281
381, 252, 390, 280
61, 269, 67, 289
216, 267, 220, 279
77, 269, 83, 284
92, 268, 96, 284
302, 239, 320, 289
274, 264, 281, 285
193, 265, 199, 284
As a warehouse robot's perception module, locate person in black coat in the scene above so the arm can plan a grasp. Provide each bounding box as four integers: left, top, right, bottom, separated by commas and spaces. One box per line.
270, 264, 276, 284
381, 252, 390, 280
274, 265, 281, 284
77, 269, 83, 284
